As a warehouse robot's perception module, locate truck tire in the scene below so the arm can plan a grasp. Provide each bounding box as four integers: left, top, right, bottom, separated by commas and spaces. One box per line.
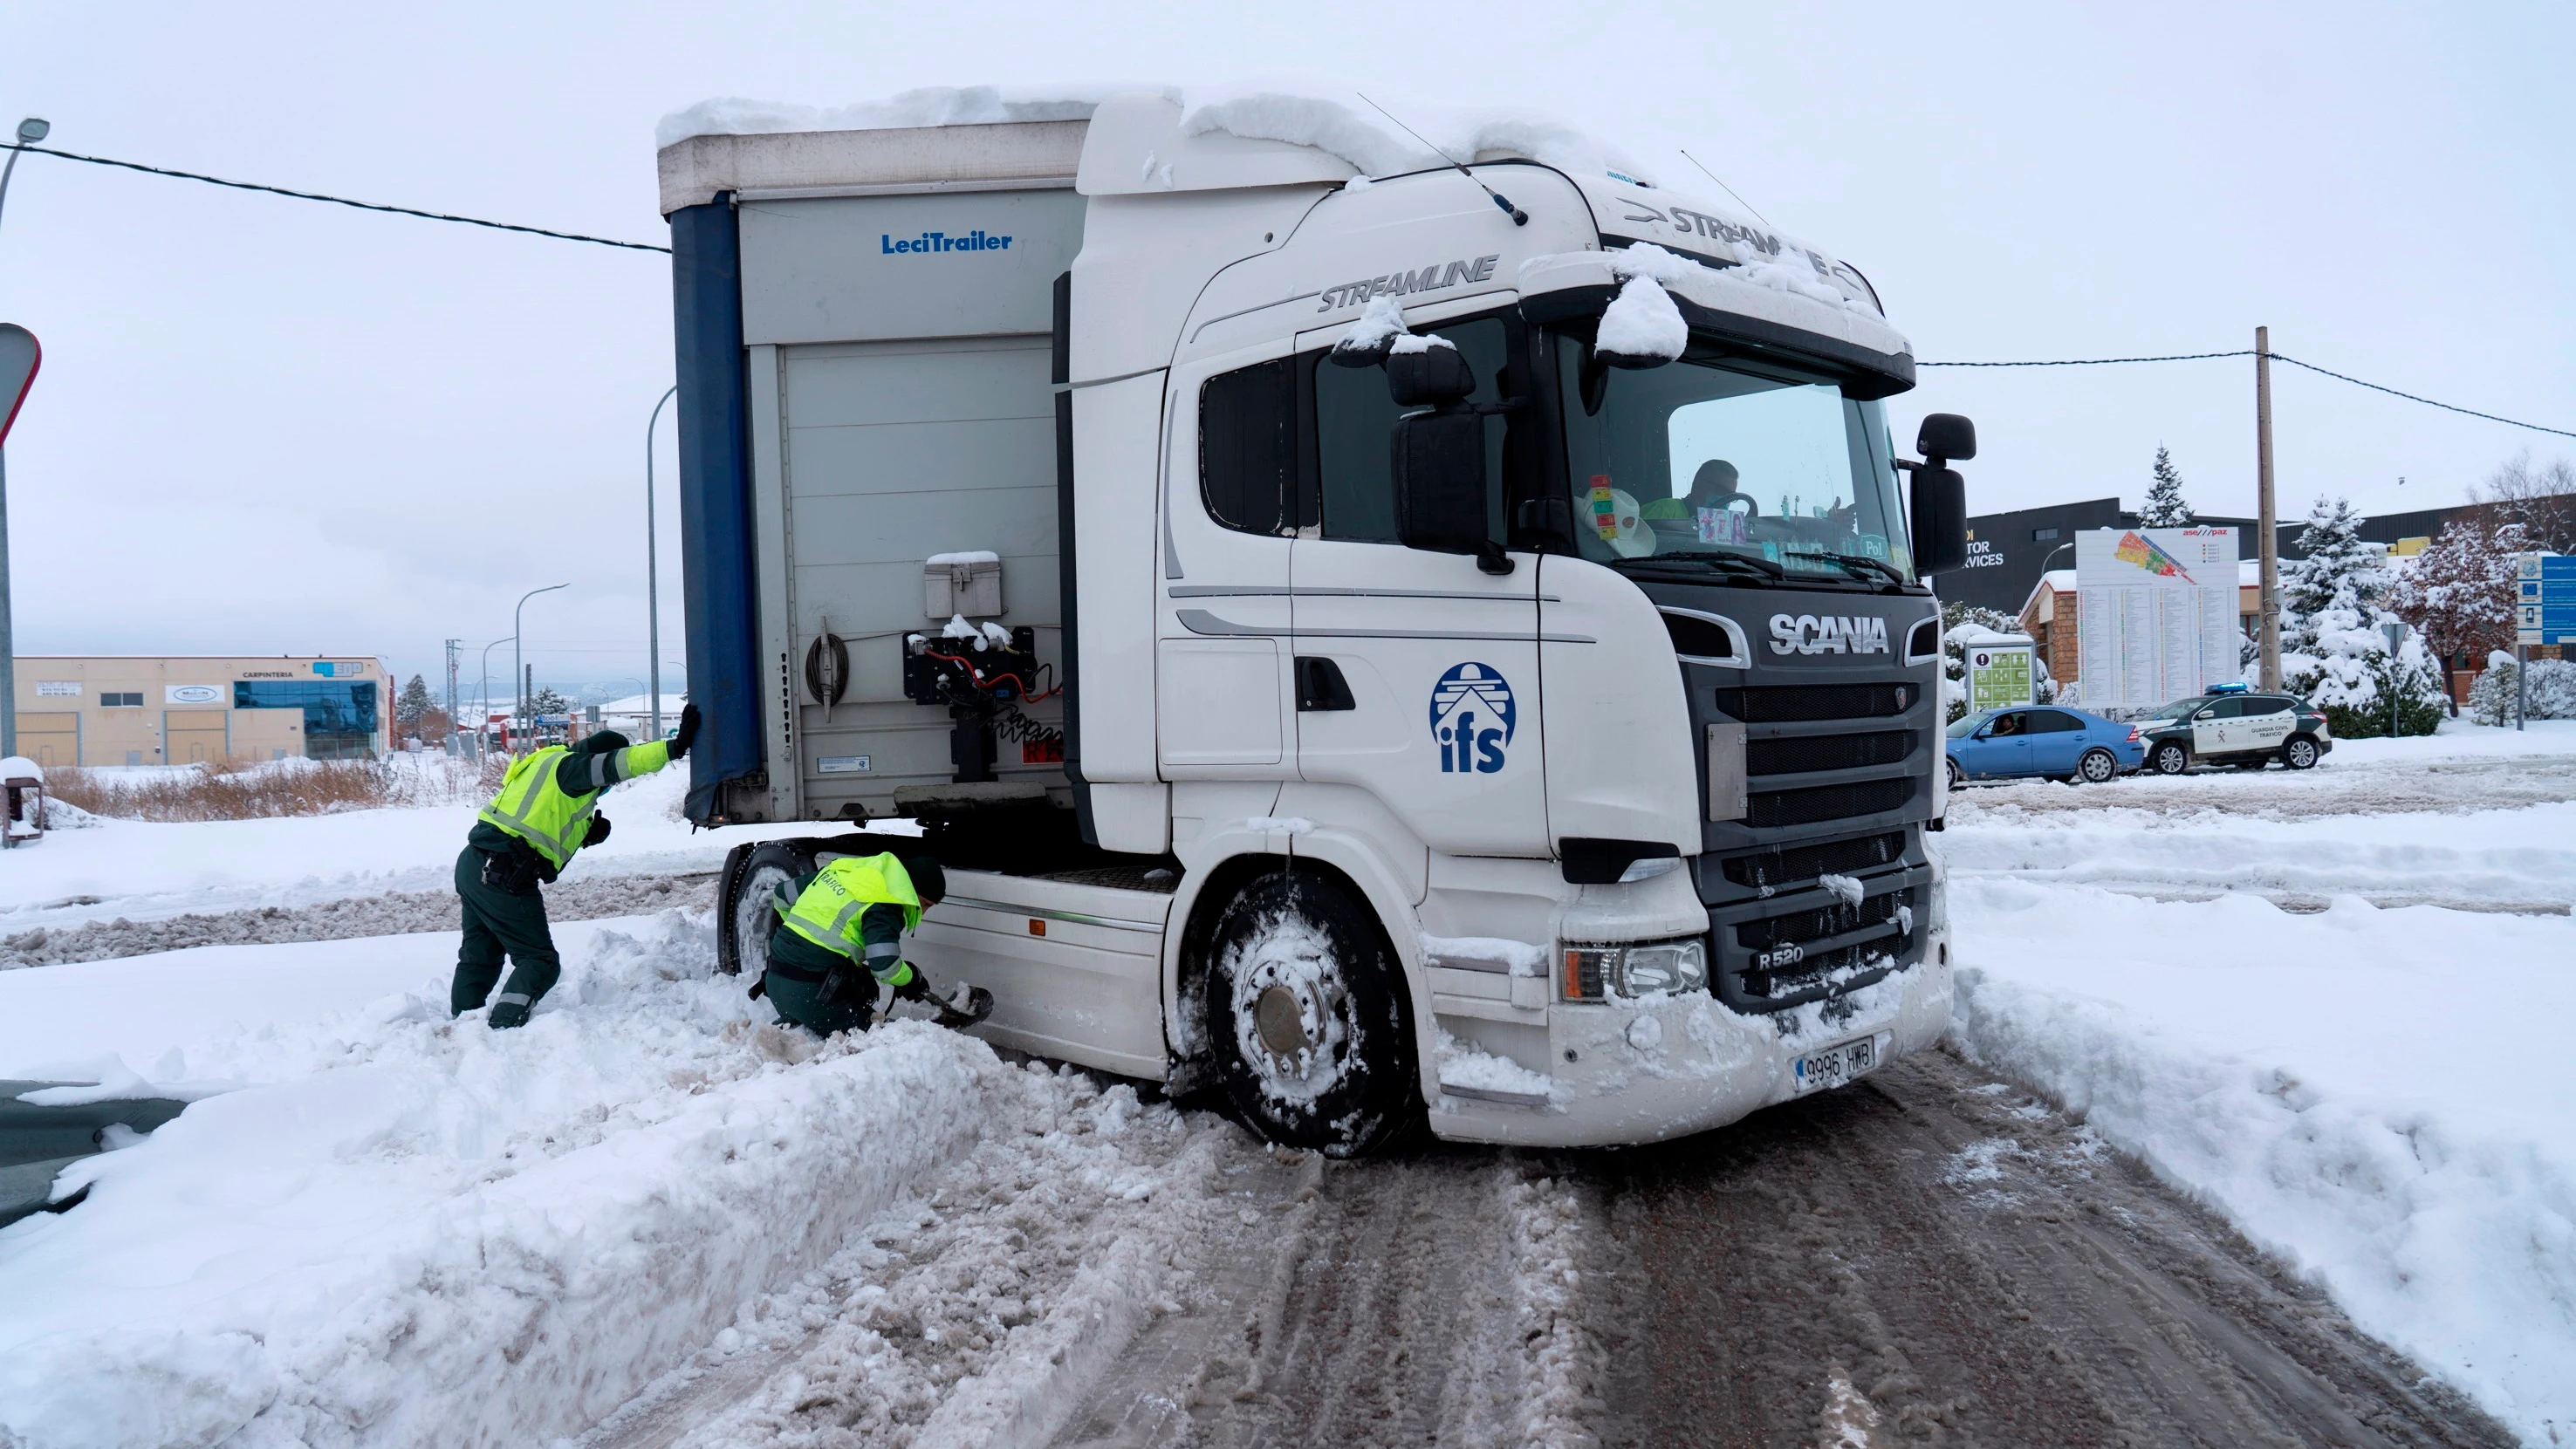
717, 841, 814, 977
2283, 735, 2320, 770
1202, 868, 1418, 1158
2074, 748, 2120, 783
2150, 741, 2191, 776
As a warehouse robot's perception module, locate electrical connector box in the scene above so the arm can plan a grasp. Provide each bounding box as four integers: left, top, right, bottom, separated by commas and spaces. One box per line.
925, 556, 1004, 619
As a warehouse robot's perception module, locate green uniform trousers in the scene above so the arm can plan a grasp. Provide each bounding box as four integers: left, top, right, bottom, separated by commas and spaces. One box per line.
450, 845, 562, 1016
760, 925, 877, 1036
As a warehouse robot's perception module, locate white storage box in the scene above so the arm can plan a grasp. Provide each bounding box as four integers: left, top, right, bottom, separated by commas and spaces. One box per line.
924, 552, 1004, 618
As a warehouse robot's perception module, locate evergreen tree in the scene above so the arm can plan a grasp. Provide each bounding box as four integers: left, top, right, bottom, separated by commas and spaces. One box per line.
395, 673, 436, 729
2138, 445, 2194, 528
529, 685, 574, 719
2278, 496, 2381, 658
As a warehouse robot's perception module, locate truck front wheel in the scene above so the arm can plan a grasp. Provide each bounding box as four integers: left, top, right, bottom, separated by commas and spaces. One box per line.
1202, 869, 1418, 1158
718, 841, 812, 977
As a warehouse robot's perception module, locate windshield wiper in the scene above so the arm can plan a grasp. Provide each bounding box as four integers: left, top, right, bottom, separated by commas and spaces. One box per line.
1610, 552, 1784, 583
1797, 551, 1909, 586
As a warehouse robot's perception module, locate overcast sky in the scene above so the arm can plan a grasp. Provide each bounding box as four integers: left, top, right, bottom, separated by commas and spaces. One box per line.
2, 1, 2566, 694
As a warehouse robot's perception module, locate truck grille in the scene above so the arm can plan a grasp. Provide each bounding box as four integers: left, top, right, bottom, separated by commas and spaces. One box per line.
1746, 777, 1914, 828
1713, 683, 1916, 722
1744, 730, 1914, 776
1737, 888, 1910, 951
1718, 831, 1907, 891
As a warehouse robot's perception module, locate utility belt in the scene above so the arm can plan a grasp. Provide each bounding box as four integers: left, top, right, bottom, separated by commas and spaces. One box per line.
476, 842, 552, 896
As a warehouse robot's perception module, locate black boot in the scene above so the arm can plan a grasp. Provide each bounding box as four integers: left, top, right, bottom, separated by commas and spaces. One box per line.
488, 996, 533, 1029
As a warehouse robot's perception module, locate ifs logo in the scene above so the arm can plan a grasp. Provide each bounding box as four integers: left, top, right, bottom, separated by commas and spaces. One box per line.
1429, 663, 1516, 774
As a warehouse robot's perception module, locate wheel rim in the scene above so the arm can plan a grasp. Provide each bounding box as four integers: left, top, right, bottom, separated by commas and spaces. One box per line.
2290, 740, 2314, 766
2083, 751, 2114, 782
2159, 745, 2185, 773
1255, 985, 1312, 1059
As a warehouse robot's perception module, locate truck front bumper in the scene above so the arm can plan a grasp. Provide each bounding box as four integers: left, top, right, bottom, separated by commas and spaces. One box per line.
1424, 926, 1953, 1148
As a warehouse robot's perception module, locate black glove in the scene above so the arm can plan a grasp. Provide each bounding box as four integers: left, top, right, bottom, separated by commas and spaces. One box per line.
670, 703, 702, 760
585, 812, 612, 847
891, 966, 935, 1004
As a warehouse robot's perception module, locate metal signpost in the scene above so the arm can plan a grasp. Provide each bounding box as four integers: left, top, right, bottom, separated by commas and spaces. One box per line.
0, 325, 37, 762
2379, 619, 2407, 739
2515, 553, 2574, 734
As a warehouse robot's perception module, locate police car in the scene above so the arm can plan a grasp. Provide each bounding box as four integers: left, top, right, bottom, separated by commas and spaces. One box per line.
2135, 683, 2332, 774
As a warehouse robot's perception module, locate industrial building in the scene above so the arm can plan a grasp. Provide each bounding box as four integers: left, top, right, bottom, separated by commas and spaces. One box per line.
11, 656, 390, 768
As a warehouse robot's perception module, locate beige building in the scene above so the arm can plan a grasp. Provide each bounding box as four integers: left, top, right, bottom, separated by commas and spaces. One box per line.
12, 656, 391, 768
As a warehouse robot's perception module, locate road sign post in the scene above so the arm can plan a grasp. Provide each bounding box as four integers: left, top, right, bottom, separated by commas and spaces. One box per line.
2514, 554, 2573, 734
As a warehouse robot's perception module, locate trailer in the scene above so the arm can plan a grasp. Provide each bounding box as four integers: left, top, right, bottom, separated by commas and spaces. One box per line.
659, 92, 1970, 1153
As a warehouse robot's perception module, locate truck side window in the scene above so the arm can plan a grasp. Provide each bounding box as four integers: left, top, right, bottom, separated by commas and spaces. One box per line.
1199, 358, 1297, 536
1309, 318, 1511, 544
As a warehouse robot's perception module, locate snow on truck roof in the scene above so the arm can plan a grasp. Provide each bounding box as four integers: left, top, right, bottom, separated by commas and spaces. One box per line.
657, 85, 1897, 346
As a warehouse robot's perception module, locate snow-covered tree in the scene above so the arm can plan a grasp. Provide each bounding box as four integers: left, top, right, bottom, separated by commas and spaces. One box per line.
2472, 451, 2576, 554
395, 673, 436, 729
2278, 496, 2383, 659
2277, 496, 2443, 736
2138, 445, 2194, 528
2387, 512, 2522, 679
529, 685, 574, 719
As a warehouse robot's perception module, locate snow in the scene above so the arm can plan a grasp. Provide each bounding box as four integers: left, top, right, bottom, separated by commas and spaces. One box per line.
1217, 913, 1347, 1112
1945, 724, 2576, 1441
1816, 871, 1865, 907
0, 765, 811, 937
0, 756, 39, 783
1332, 292, 1408, 359
1243, 815, 1315, 835
1386, 331, 1456, 354
661, 83, 1650, 188
1434, 1029, 1561, 1105
0, 910, 1008, 1449
924, 550, 1000, 566
1593, 275, 1687, 362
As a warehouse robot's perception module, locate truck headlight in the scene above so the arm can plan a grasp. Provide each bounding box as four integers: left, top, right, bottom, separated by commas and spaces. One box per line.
1561, 939, 1709, 1001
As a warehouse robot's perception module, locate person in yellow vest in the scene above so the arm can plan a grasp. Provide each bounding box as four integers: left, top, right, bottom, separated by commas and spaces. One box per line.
757, 851, 991, 1035
452, 704, 699, 1029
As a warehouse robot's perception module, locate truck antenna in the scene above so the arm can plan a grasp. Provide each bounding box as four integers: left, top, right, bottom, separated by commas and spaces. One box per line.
1357, 93, 1527, 226
1678, 150, 1771, 228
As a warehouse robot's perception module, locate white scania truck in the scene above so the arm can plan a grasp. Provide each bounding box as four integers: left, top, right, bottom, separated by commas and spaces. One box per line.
658, 92, 1977, 1154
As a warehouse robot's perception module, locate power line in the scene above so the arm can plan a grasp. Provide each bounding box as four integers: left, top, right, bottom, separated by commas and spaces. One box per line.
1921, 349, 2573, 441
13, 144, 669, 254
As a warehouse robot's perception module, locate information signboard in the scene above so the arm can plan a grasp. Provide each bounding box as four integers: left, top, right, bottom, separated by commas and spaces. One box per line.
1966, 642, 2035, 711
2075, 526, 2241, 707
2517, 553, 2575, 646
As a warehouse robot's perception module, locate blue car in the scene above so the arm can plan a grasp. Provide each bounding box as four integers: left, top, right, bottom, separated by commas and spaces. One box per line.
1946, 705, 2145, 787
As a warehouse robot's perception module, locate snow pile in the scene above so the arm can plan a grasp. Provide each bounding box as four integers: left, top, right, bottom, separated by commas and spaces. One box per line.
1422, 934, 1547, 976
1593, 244, 1693, 363
1332, 292, 1409, 360
1387, 331, 1456, 355
1817, 872, 1865, 907
1434, 1029, 1562, 1107
1500, 1173, 1600, 1446
1949, 878, 2576, 1440
1177, 85, 1648, 184
1734, 246, 1854, 307
0, 755, 39, 783
1243, 815, 1315, 834
657, 84, 1142, 147
661, 82, 1648, 185
589, 1064, 1241, 1449
0, 911, 1004, 1449
924, 549, 1001, 566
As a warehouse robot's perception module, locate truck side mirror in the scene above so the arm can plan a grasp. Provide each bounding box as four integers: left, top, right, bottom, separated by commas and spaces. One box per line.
1391, 411, 1511, 573
1916, 413, 1977, 463
1386, 341, 1475, 407
1909, 464, 1969, 574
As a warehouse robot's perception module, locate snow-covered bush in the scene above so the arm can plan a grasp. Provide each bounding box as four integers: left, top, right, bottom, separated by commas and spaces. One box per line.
2276, 496, 2445, 738
2469, 654, 2576, 726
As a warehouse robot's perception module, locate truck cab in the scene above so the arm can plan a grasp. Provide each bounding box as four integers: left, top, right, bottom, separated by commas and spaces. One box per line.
661, 92, 1969, 1153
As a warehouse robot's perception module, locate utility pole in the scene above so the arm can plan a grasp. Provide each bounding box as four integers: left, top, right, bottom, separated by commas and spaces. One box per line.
443, 639, 461, 750
0, 119, 53, 763
2255, 325, 2281, 692
511, 581, 568, 744
647, 385, 676, 742
524, 663, 534, 737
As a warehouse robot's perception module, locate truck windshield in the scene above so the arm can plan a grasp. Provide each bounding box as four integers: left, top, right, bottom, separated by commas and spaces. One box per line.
1555, 334, 1911, 583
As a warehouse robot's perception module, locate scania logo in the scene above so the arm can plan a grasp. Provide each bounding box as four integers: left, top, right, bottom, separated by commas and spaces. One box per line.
1769, 614, 1891, 656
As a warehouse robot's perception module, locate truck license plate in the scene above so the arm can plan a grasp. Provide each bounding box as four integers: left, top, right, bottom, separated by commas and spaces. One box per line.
1792, 1035, 1881, 1093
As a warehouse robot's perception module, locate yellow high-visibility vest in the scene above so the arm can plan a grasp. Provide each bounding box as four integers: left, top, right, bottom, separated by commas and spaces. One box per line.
777, 853, 923, 957
476, 738, 668, 870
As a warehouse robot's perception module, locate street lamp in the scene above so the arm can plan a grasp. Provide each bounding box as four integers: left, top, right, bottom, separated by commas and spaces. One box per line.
513, 584, 569, 741
0, 118, 50, 763
646, 385, 676, 742
478, 635, 514, 753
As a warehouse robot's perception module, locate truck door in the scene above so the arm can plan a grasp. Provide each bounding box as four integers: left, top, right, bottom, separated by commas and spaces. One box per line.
1160, 352, 1295, 776
1288, 315, 1545, 855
